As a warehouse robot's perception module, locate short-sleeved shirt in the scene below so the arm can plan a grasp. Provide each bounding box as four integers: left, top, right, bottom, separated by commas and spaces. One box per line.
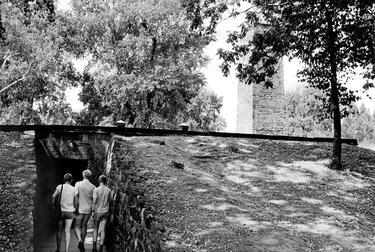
93, 185, 111, 214
75, 179, 95, 214
55, 184, 77, 212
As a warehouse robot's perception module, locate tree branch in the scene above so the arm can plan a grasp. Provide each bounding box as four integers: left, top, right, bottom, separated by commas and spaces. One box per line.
0, 51, 15, 72
267, 2, 289, 7
217, 6, 258, 25
0, 63, 32, 94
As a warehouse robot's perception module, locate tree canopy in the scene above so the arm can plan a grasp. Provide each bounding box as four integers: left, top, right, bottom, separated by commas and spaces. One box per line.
66, 0, 218, 129
0, 0, 225, 130
283, 86, 375, 145
0, 0, 77, 124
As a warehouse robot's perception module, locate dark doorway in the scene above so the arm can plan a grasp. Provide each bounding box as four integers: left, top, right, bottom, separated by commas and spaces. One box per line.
54, 159, 89, 185
33, 153, 88, 249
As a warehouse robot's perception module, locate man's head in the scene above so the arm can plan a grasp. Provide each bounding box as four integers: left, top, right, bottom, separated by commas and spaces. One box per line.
63, 173, 73, 183
98, 175, 107, 185
82, 169, 92, 179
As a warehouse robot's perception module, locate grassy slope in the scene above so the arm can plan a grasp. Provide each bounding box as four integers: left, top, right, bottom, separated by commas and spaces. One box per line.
0, 133, 35, 251
117, 136, 375, 252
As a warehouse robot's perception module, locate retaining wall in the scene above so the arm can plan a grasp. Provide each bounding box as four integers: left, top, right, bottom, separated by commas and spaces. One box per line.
105, 137, 162, 251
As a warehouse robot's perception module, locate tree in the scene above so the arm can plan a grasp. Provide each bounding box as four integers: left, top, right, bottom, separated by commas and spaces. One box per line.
282, 86, 375, 142
342, 104, 375, 142
0, 0, 77, 124
190, 0, 375, 170
282, 87, 331, 137
64, 0, 213, 129
184, 90, 226, 131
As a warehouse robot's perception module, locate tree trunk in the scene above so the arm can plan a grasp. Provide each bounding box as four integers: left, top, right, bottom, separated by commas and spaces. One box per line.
327, 8, 342, 170
145, 91, 154, 129
125, 101, 135, 126
150, 37, 157, 63
0, 11, 5, 41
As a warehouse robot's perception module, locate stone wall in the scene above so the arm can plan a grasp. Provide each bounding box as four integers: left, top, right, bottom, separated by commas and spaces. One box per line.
252, 60, 286, 134
0, 132, 36, 251
236, 79, 254, 134
105, 137, 162, 251
236, 25, 286, 134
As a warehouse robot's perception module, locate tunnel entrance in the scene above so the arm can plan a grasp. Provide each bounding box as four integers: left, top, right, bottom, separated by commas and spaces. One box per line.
53, 159, 89, 185
32, 132, 110, 250
33, 153, 88, 248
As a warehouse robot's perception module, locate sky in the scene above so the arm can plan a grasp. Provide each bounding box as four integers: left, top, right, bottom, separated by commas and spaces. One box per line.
60, 0, 375, 132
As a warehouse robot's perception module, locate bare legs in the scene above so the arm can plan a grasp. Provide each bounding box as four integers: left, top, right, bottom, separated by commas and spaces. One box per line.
99, 220, 107, 246
56, 220, 63, 252
74, 217, 82, 243
93, 219, 99, 251
93, 219, 107, 251
56, 218, 73, 252
81, 214, 91, 241
75, 214, 90, 251
64, 219, 74, 252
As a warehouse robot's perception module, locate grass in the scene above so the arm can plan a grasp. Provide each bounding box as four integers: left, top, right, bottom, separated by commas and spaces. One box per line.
0, 133, 35, 251
115, 135, 375, 251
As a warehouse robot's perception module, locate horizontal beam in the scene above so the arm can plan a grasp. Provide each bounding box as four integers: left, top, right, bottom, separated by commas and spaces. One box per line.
0, 124, 358, 146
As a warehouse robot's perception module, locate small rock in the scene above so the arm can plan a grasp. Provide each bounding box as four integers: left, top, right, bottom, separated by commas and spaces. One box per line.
227, 145, 240, 153
151, 140, 166, 145
171, 161, 184, 169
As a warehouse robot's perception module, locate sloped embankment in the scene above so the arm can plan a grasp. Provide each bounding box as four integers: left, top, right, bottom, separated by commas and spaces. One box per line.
0, 132, 36, 251
110, 135, 375, 251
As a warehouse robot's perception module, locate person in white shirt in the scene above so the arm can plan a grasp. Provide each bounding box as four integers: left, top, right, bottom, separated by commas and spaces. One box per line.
74, 169, 96, 252
92, 175, 112, 252
52, 173, 77, 252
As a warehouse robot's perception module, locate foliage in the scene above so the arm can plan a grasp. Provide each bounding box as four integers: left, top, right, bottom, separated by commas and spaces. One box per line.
0, 0, 226, 129
342, 104, 375, 142
65, 0, 216, 129
191, 0, 375, 169
282, 87, 332, 137
184, 90, 226, 131
0, 0, 77, 124
283, 87, 375, 142
36, 98, 75, 125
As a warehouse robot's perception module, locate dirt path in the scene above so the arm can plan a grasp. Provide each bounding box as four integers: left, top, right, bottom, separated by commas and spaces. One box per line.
121, 136, 375, 251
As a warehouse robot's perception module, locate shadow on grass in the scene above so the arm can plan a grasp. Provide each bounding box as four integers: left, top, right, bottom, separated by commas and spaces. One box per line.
182, 137, 375, 251
127, 136, 375, 251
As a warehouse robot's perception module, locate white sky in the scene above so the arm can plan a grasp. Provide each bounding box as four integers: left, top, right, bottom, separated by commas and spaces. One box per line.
60, 0, 375, 131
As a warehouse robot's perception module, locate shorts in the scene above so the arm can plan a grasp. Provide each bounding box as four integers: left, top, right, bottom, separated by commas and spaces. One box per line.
60, 211, 75, 220
75, 213, 91, 219
93, 211, 110, 222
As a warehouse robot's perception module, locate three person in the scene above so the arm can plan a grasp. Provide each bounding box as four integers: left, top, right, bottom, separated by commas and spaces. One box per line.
52, 171, 111, 252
